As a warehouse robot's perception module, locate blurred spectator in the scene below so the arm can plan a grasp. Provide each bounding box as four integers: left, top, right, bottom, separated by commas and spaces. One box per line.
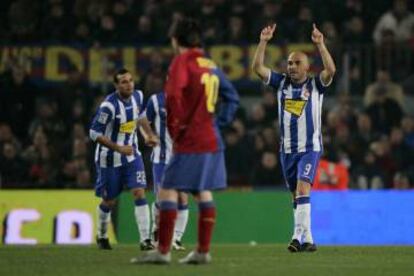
247, 104, 268, 133
21, 127, 59, 187
0, 142, 27, 187
224, 127, 250, 186
251, 151, 283, 188
41, 3, 71, 42
365, 85, 404, 134
349, 113, 378, 166
313, 159, 349, 190
401, 116, 414, 149
96, 14, 117, 43
364, 70, 404, 109
393, 172, 412, 189
373, 0, 414, 44
28, 99, 66, 144
0, 63, 38, 140
352, 150, 385, 189
261, 88, 278, 124
343, 16, 369, 44
57, 68, 94, 125
7, 0, 40, 42
0, 123, 22, 152
295, 5, 314, 43
370, 140, 397, 187
389, 127, 413, 171
224, 15, 248, 44
134, 15, 158, 44
261, 127, 279, 152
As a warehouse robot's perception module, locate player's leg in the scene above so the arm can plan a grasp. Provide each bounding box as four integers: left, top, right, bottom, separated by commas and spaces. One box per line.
288, 190, 302, 252
130, 187, 178, 264
295, 151, 321, 252
95, 165, 122, 250
124, 158, 153, 250
178, 191, 213, 264
96, 198, 116, 250
157, 188, 179, 255
131, 188, 153, 250
180, 152, 226, 264
151, 163, 164, 243
280, 153, 302, 252
173, 192, 189, 250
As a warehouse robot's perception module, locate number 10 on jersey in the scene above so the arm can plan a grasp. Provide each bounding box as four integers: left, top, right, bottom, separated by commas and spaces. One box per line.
201, 73, 219, 113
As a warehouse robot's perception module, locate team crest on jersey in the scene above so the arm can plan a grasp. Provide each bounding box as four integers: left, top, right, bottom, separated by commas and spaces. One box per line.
284, 99, 307, 117
119, 121, 136, 134
301, 88, 311, 100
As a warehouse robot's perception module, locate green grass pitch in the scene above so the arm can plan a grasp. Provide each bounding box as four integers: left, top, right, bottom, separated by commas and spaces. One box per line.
1, 244, 413, 276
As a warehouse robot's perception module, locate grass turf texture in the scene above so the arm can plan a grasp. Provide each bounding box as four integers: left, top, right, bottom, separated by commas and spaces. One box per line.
1, 244, 413, 276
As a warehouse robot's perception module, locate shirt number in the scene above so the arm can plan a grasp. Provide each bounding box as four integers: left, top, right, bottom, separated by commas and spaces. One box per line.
201, 73, 219, 113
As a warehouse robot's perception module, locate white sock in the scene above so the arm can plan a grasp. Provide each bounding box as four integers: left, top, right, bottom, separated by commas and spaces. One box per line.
302, 204, 313, 244
294, 199, 312, 243
97, 205, 111, 239
291, 207, 297, 241
174, 208, 189, 241
134, 203, 151, 242
151, 202, 159, 233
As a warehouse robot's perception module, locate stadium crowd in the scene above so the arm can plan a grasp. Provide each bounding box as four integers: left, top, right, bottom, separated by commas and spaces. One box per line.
1, 0, 414, 189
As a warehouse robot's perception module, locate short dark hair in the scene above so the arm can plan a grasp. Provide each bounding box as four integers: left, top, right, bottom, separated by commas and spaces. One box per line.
168, 17, 202, 48
113, 68, 130, 83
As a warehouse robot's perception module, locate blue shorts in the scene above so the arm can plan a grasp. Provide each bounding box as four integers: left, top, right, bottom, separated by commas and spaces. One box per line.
152, 162, 166, 195
280, 151, 321, 192
95, 157, 147, 200
161, 151, 226, 193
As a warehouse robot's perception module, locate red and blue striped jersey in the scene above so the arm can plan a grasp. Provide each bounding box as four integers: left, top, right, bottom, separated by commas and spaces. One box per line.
165, 49, 239, 153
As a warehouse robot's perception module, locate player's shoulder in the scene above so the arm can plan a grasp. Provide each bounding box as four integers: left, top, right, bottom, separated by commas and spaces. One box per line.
100, 92, 117, 109
133, 89, 144, 98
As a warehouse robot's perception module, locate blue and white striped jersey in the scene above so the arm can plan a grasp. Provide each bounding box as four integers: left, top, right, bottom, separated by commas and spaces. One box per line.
144, 93, 172, 164
89, 90, 144, 168
266, 71, 330, 154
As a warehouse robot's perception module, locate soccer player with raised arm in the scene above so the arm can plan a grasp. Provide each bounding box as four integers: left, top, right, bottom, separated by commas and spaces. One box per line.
89, 69, 158, 251
132, 17, 239, 264
252, 24, 336, 252
145, 92, 189, 251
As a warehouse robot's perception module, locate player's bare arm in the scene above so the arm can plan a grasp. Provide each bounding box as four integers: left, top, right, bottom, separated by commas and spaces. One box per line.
311, 23, 336, 85
252, 24, 276, 81
137, 117, 159, 147
96, 136, 133, 155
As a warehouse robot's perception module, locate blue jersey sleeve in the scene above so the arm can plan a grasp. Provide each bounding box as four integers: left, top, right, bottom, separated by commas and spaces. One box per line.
89, 103, 114, 141
314, 73, 331, 94
214, 68, 240, 127
145, 95, 156, 123
266, 71, 285, 90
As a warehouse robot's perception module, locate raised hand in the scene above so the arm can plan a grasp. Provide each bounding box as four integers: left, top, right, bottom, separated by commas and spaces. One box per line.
311, 23, 324, 45
260, 23, 277, 42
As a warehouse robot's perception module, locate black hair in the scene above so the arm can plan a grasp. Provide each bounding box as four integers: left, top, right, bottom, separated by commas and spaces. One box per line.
113, 68, 130, 83
168, 17, 202, 48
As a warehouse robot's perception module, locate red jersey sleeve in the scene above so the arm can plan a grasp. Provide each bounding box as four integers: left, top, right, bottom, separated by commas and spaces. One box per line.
165, 55, 189, 139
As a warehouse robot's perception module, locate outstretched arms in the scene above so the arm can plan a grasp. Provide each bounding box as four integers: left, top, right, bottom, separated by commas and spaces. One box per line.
252, 24, 276, 81
311, 24, 336, 85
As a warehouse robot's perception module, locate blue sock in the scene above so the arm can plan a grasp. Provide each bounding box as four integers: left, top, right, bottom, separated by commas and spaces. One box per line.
99, 204, 111, 213
135, 198, 148, 206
